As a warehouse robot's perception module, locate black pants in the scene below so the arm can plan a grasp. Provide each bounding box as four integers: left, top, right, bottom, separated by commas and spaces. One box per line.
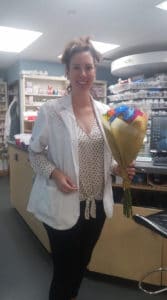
44, 201, 105, 300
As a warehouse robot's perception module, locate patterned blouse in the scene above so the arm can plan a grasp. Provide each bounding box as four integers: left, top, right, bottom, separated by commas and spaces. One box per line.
29, 118, 104, 219
78, 119, 104, 218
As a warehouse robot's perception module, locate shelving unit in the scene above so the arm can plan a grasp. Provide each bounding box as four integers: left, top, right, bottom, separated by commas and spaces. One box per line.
0, 81, 7, 145
0, 81, 8, 176
19, 74, 68, 133
108, 78, 167, 116
108, 76, 167, 158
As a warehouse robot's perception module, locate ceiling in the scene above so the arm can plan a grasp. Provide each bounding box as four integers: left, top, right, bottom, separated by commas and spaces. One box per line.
0, 0, 167, 72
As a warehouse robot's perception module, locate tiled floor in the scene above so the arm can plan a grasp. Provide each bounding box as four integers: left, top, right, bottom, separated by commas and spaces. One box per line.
0, 176, 166, 300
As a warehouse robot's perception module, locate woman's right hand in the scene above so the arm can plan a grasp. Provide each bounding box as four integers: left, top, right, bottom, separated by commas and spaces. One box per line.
51, 168, 78, 193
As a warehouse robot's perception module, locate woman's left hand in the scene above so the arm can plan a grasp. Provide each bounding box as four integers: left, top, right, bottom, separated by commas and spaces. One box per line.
113, 162, 136, 181
126, 162, 136, 181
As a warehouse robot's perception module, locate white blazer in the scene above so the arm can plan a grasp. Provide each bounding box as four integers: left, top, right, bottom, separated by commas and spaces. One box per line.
27, 95, 115, 229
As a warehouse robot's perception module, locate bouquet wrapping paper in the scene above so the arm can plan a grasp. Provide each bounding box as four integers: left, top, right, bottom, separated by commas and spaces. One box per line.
102, 105, 148, 217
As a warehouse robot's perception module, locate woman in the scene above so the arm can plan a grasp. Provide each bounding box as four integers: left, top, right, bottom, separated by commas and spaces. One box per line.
28, 36, 135, 300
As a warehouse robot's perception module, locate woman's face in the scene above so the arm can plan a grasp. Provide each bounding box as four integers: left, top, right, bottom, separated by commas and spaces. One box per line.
67, 51, 96, 93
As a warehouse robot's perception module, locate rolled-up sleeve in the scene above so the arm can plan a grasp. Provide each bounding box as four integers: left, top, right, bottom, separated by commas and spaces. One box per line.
29, 106, 48, 153
29, 105, 56, 178
29, 149, 55, 178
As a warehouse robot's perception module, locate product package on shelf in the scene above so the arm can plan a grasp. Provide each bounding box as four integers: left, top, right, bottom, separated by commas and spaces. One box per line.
0, 81, 7, 154
14, 133, 32, 150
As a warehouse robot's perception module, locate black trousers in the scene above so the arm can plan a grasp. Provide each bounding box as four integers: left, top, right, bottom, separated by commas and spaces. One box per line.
44, 201, 105, 300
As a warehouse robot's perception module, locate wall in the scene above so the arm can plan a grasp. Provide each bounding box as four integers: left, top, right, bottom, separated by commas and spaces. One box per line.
0, 69, 6, 80
4, 60, 65, 85
5, 61, 20, 84
3, 59, 114, 85
96, 64, 116, 86
19, 60, 65, 77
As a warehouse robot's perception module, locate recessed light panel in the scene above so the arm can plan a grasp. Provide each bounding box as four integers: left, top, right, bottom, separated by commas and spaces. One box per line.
0, 26, 42, 53
91, 40, 120, 54
156, 1, 167, 10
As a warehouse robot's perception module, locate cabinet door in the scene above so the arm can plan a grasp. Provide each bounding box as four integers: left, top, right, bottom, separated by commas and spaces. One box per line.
9, 146, 32, 210
8, 145, 50, 252
162, 238, 167, 286
88, 204, 163, 285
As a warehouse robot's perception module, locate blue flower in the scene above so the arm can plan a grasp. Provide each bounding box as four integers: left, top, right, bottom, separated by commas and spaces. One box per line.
123, 107, 135, 121
115, 105, 128, 116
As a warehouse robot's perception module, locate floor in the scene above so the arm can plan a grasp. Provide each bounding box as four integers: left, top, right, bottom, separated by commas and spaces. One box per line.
0, 176, 166, 300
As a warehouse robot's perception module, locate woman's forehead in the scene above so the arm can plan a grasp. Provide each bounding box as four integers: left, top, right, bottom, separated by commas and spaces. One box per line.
70, 51, 94, 64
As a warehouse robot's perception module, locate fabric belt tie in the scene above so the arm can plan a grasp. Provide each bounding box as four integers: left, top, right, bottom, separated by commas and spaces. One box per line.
85, 196, 96, 220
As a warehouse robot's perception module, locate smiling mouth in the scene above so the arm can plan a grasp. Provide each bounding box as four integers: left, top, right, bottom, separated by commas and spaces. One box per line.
77, 81, 88, 85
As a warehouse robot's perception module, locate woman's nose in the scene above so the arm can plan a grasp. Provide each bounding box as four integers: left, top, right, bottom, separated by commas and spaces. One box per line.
80, 68, 86, 76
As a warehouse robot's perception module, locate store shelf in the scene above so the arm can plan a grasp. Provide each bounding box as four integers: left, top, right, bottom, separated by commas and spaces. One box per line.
90, 80, 107, 103
112, 182, 167, 192
109, 80, 167, 94
0, 82, 7, 150
25, 93, 63, 97
20, 74, 68, 133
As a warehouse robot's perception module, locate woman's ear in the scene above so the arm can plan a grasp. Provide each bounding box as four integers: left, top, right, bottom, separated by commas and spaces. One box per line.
66, 68, 69, 79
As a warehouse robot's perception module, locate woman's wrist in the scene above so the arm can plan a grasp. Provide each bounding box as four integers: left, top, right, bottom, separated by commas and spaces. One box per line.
113, 164, 121, 176
50, 168, 59, 180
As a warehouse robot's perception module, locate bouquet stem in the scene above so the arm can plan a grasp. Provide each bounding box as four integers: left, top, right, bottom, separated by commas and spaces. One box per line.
123, 188, 133, 218
120, 169, 133, 218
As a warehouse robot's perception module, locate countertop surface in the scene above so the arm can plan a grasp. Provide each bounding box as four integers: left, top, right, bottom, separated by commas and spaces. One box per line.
8, 141, 29, 153
135, 161, 167, 175
8, 141, 167, 175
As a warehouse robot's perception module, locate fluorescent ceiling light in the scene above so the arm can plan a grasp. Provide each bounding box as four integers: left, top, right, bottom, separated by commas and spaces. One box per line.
156, 1, 167, 10
91, 40, 120, 54
0, 26, 42, 53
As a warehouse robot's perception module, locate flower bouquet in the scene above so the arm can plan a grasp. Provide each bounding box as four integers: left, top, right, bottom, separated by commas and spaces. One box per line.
102, 105, 148, 217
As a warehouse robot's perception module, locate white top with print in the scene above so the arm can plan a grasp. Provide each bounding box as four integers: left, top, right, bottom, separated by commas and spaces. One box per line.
78, 118, 104, 202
